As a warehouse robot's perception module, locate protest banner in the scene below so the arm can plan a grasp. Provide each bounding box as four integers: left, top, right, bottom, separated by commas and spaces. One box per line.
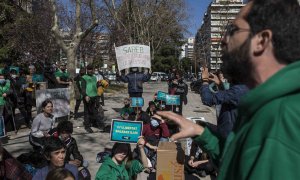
166, 95, 180, 105
36, 88, 70, 118
0, 116, 6, 137
131, 97, 144, 107
110, 119, 143, 143
115, 44, 151, 71
157, 91, 167, 101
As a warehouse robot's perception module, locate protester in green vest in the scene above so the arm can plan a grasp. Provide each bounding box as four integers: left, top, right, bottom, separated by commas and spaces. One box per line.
81, 64, 104, 133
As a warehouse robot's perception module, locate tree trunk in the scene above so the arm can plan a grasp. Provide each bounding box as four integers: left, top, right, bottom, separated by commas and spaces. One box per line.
66, 47, 77, 114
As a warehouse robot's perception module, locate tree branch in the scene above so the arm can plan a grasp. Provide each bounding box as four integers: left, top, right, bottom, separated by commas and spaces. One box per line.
49, 0, 68, 52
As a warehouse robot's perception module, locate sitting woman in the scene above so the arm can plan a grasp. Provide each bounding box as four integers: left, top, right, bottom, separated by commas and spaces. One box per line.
146, 101, 157, 117
29, 99, 55, 152
186, 140, 217, 178
96, 138, 149, 180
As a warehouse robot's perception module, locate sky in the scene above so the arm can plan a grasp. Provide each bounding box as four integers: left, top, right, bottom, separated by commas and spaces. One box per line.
185, 0, 213, 38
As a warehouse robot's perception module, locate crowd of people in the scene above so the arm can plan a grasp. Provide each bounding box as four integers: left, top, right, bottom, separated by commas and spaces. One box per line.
1, 0, 300, 179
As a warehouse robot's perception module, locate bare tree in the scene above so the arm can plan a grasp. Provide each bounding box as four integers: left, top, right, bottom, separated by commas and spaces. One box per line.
101, 0, 187, 60
49, 0, 99, 76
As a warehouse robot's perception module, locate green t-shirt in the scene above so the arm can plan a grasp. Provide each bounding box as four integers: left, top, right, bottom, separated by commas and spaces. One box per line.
55, 70, 70, 81
82, 75, 98, 97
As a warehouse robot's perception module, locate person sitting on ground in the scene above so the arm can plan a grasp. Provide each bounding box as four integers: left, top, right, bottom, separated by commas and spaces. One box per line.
142, 117, 170, 168
46, 168, 75, 180
186, 140, 216, 178
56, 121, 84, 168
120, 98, 134, 120
95, 138, 149, 180
33, 137, 78, 180
0, 141, 32, 180
129, 107, 150, 124
29, 99, 55, 152
146, 101, 157, 117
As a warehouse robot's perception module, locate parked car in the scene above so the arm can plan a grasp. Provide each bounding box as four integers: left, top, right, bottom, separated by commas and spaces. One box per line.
107, 73, 116, 81
151, 72, 167, 81
161, 74, 169, 81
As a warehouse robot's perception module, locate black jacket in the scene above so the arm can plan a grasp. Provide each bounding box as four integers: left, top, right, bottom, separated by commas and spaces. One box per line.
64, 137, 84, 166
120, 72, 151, 93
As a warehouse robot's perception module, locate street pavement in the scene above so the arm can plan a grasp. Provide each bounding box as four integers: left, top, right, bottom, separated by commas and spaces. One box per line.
2, 81, 216, 179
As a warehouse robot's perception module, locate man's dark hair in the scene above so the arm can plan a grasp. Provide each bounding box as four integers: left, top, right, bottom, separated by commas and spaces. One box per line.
86, 64, 94, 70
43, 137, 65, 158
57, 120, 73, 134
246, 0, 300, 64
111, 143, 130, 158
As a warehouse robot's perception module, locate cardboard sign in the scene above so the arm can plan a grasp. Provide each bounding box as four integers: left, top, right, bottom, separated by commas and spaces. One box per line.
157, 91, 167, 101
0, 116, 6, 137
110, 119, 143, 143
156, 142, 185, 180
115, 44, 151, 71
131, 97, 144, 107
165, 95, 180, 105
36, 88, 70, 118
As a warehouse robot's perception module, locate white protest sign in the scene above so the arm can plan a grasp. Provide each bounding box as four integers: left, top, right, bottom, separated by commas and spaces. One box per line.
115, 44, 151, 71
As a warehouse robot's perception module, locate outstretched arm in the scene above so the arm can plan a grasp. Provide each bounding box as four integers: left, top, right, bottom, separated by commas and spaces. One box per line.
153, 111, 221, 163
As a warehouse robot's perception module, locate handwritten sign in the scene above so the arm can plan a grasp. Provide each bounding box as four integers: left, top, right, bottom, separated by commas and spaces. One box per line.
157, 91, 167, 101
166, 95, 180, 105
110, 119, 143, 143
131, 97, 144, 107
115, 44, 151, 71
36, 88, 70, 118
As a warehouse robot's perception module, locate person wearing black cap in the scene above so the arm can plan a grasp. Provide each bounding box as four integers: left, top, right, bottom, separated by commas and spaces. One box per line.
81, 64, 104, 133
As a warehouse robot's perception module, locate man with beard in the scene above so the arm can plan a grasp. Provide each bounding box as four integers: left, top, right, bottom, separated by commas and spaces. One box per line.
81, 65, 104, 133
154, 0, 300, 179
200, 67, 248, 139
55, 62, 72, 88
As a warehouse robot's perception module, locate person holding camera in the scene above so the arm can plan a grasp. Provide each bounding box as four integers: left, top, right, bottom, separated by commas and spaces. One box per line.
200, 67, 248, 139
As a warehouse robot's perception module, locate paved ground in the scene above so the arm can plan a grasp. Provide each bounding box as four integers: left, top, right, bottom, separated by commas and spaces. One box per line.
2, 81, 217, 179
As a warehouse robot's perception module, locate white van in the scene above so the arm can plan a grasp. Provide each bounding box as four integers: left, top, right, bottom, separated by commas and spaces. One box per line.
151, 72, 167, 81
